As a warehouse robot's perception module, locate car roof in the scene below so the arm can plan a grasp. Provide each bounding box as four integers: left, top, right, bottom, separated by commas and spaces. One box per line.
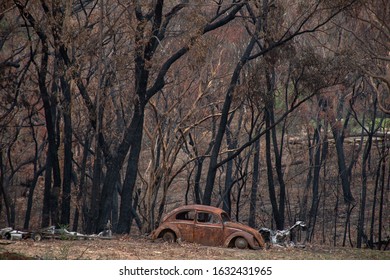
163, 204, 227, 220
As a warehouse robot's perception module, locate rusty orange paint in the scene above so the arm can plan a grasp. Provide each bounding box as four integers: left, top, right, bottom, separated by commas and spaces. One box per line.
151, 204, 265, 250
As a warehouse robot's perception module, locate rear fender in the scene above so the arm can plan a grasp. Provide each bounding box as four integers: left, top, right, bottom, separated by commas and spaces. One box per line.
151, 225, 181, 241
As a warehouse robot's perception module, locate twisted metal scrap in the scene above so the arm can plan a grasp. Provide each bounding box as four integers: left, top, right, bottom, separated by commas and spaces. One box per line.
259, 221, 307, 247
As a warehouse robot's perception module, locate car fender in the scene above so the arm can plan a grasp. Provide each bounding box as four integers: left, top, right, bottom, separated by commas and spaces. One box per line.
224, 231, 259, 249
151, 224, 181, 241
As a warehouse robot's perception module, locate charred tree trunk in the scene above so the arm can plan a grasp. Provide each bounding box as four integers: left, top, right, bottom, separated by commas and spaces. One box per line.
38, 44, 61, 228
112, 181, 120, 231
330, 94, 355, 204
190, 132, 213, 204
369, 152, 383, 248
193, 158, 204, 204
0, 150, 12, 227
357, 112, 376, 248
117, 103, 145, 233
60, 76, 73, 226
264, 103, 283, 230
16, 2, 63, 228
270, 106, 286, 230
24, 114, 45, 229
342, 203, 355, 247
334, 188, 339, 246
72, 134, 91, 232
100, 1, 243, 233
307, 125, 323, 241
24, 167, 45, 229
333, 130, 354, 204
97, 156, 123, 232
203, 84, 237, 206
0, 150, 3, 220
222, 119, 237, 216
306, 105, 329, 241
203, 35, 257, 206
378, 142, 387, 249
300, 133, 314, 222
222, 154, 234, 216
86, 144, 103, 234
263, 65, 286, 230
248, 137, 260, 228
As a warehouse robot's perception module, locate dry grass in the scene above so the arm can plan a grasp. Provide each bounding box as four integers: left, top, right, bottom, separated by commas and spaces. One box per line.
1, 236, 389, 260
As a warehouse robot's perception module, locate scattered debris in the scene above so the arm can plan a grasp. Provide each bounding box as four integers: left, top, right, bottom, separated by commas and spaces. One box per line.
0, 224, 112, 242
259, 221, 307, 247
0, 227, 31, 241
97, 220, 112, 238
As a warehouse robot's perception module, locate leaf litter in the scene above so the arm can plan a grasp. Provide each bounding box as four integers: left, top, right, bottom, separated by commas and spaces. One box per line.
1, 236, 389, 260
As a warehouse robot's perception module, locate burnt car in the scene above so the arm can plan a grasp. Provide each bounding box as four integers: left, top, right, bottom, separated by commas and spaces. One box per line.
0, 226, 85, 241
0, 227, 31, 240
151, 204, 265, 249
30, 226, 89, 241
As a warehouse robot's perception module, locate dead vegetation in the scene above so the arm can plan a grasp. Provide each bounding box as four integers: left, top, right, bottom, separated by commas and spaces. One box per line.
1, 236, 389, 260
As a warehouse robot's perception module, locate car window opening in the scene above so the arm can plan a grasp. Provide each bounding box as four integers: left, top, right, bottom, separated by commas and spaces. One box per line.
196, 212, 220, 224
176, 210, 195, 221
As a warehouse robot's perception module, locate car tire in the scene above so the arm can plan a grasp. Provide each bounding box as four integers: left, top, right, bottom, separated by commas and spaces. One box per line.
4, 232, 11, 240
162, 231, 176, 243
234, 237, 248, 249
32, 233, 42, 242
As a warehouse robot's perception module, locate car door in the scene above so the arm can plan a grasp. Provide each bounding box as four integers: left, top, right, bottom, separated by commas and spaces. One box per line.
193, 211, 224, 246
173, 210, 196, 242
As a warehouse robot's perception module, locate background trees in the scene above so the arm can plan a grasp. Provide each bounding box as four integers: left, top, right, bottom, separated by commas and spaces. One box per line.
0, 0, 388, 248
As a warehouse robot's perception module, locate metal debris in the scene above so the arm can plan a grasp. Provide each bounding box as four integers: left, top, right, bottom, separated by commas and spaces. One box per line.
259, 221, 307, 247
0, 227, 29, 241
0, 225, 112, 242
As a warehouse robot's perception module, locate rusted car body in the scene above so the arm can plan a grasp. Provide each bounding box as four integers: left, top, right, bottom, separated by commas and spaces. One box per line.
151, 204, 265, 249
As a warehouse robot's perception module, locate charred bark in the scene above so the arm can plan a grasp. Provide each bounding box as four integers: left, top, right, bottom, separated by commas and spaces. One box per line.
248, 137, 260, 228
116, 103, 145, 233
60, 76, 73, 226
203, 34, 258, 206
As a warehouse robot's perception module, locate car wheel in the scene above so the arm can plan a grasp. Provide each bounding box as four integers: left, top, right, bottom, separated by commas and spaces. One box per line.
4, 232, 11, 240
234, 237, 248, 249
162, 231, 176, 243
32, 233, 42, 242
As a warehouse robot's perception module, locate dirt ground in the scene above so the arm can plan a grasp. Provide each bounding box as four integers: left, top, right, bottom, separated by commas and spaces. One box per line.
1, 235, 389, 260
